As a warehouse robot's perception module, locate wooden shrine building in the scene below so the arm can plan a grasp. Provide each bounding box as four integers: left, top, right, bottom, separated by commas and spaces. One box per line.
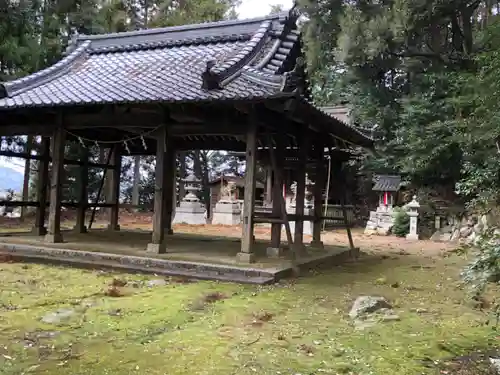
0, 7, 373, 263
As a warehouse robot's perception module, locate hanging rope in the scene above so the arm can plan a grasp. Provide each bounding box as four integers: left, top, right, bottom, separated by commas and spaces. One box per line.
65, 125, 162, 146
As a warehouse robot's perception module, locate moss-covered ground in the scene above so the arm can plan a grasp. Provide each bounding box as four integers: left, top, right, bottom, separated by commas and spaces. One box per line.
0, 249, 497, 375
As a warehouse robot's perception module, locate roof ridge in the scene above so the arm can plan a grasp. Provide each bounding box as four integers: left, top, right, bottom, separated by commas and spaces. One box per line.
88, 34, 252, 54
201, 20, 273, 90
200, 6, 303, 90
0, 41, 91, 99
74, 14, 285, 43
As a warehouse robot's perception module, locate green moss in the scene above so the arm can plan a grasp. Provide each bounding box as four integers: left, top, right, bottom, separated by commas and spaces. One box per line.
0, 254, 496, 375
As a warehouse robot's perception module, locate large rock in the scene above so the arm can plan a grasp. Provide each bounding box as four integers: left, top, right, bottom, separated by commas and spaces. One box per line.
450, 229, 461, 242
376, 227, 391, 236
459, 226, 473, 238
349, 296, 393, 319
364, 228, 377, 236
41, 308, 75, 324
474, 222, 484, 234
489, 358, 500, 374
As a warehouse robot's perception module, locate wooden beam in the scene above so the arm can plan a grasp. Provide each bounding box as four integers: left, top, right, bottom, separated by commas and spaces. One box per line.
73, 147, 89, 234
147, 125, 168, 254
293, 128, 309, 250
0, 150, 117, 169
107, 145, 121, 231
238, 115, 258, 263
45, 119, 65, 243
163, 144, 176, 235
32, 137, 50, 236
311, 142, 325, 248
270, 134, 285, 251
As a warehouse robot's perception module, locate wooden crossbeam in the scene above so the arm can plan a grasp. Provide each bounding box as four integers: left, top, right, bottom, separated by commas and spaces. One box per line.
0, 150, 116, 169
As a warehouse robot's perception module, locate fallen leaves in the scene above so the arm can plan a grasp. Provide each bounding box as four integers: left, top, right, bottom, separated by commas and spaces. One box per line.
104, 286, 127, 297
189, 291, 228, 311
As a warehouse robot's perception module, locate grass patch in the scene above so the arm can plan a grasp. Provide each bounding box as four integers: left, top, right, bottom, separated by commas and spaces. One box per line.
0, 253, 497, 374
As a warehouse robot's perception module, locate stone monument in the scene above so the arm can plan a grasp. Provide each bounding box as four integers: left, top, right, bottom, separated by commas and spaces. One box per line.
405, 195, 420, 240
212, 180, 241, 225
172, 173, 206, 225
364, 175, 401, 235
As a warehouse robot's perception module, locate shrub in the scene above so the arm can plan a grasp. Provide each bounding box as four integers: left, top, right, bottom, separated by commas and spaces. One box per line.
462, 229, 500, 293
462, 229, 500, 325
392, 207, 410, 237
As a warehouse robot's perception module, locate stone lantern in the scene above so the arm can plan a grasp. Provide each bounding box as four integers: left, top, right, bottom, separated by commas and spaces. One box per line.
172, 173, 206, 225
406, 195, 420, 241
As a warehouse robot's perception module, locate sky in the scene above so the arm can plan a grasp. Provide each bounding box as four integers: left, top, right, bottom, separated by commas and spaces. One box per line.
237, 0, 293, 18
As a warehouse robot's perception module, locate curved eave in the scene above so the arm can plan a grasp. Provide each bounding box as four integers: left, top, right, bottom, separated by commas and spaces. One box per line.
202, 6, 303, 92
295, 99, 374, 149
209, 20, 273, 84
0, 41, 91, 99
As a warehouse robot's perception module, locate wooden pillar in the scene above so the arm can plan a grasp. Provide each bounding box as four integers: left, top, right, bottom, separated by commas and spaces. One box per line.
45, 122, 65, 243
32, 137, 50, 236
147, 126, 168, 253
311, 143, 325, 248
293, 129, 309, 251
164, 146, 176, 235
238, 116, 257, 263
20, 135, 33, 221
107, 145, 121, 231
131, 155, 141, 209
73, 147, 89, 233
265, 165, 273, 206
269, 135, 284, 252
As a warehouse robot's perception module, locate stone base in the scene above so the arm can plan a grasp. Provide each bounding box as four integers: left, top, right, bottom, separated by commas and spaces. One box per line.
236, 252, 256, 263
309, 240, 324, 248
172, 212, 206, 225
173, 201, 206, 225
212, 211, 241, 226
31, 226, 47, 236
288, 243, 306, 257
44, 232, 63, 243
406, 233, 419, 241
72, 225, 88, 234
266, 247, 285, 258
166, 228, 174, 235
146, 242, 167, 254
107, 224, 120, 231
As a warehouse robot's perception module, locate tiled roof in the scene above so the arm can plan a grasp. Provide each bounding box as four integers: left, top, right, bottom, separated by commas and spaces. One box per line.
0, 11, 305, 108
0, 7, 373, 148
372, 175, 401, 192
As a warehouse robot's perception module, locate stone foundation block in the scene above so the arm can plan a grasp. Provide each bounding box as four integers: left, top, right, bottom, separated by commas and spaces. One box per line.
45, 233, 63, 243
146, 242, 167, 254
236, 252, 256, 263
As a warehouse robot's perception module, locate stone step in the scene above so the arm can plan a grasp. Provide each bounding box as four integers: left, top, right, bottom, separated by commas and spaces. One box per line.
0, 243, 277, 285
3, 252, 276, 285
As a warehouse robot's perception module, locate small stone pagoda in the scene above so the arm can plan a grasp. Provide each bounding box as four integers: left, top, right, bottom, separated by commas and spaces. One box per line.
365, 175, 401, 235
172, 174, 206, 225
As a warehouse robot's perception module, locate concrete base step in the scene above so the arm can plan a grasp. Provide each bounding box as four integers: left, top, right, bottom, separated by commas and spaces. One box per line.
0, 243, 277, 285
2, 252, 276, 285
